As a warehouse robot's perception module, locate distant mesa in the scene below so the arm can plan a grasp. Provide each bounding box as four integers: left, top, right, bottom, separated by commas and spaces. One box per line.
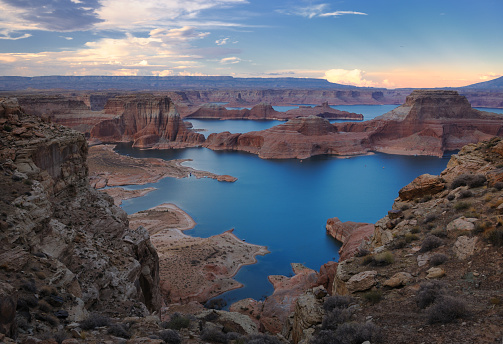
185, 101, 363, 121
205, 90, 503, 159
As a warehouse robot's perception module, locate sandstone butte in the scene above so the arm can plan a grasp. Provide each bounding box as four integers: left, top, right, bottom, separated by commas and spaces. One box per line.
204, 90, 503, 159
90, 94, 205, 149
185, 102, 363, 121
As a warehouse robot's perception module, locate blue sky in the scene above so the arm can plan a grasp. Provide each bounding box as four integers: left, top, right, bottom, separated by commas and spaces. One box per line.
0, 0, 501, 88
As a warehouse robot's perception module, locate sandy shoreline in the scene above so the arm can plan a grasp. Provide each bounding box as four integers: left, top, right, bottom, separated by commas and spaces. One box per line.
87, 144, 237, 188
129, 203, 269, 303
87, 144, 265, 303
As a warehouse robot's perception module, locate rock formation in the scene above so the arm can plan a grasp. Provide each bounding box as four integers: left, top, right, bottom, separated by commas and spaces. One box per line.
325, 217, 374, 261
0, 98, 161, 340
186, 102, 363, 121
90, 95, 205, 148
283, 137, 503, 344
206, 90, 503, 159
204, 115, 370, 159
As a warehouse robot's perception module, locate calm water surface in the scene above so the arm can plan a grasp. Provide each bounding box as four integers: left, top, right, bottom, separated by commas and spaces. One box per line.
116, 143, 451, 306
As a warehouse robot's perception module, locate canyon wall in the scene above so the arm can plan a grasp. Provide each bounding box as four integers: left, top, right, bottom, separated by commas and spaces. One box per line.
205, 90, 503, 159
90, 95, 205, 148
0, 98, 162, 338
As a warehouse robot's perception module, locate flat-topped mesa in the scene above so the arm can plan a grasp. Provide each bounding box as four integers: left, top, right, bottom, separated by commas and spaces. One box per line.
204, 116, 370, 159
284, 102, 364, 120
186, 101, 363, 121
276, 115, 337, 136
379, 90, 480, 122
186, 102, 281, 120
90, 95, 205, 148
336, 90, 503, 156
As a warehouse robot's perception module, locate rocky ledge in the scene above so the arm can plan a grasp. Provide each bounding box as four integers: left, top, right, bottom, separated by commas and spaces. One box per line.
0, 98, 162, 341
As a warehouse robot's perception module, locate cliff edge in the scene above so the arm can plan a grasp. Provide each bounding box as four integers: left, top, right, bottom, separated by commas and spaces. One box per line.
0, 98, 162, 340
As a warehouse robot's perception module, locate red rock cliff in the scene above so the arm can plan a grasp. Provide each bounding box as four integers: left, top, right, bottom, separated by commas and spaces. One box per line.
91, 95, 205, 148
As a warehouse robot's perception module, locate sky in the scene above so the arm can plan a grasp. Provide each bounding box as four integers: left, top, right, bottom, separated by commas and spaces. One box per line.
0, 0, 501, 88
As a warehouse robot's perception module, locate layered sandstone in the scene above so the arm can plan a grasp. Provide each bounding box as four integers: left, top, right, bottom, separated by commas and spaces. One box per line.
325, 217, 374, 261
186, 102, 363, 121
204, 115, 370, 159
0, 98, 161, 339
90, 95, 205, 148
206, 90, 503, 159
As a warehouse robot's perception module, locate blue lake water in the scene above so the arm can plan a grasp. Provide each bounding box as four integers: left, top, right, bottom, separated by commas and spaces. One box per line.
116, 143, 451, 306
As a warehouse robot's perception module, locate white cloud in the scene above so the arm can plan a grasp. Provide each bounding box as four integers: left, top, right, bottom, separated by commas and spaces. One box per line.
220, 56, 242, 64
96, 0, 249, 31
216, 37, 229, 45
324, 69, 377, 87
278, 4, 367, 19
319, 11, 367, 17
479, 72, 501, 81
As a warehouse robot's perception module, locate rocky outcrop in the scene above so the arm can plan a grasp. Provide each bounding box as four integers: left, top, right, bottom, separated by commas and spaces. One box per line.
205, 115, 371, 159
337, 90, 503, 157
186, 102, 363, 121
0, 98, 161, 340
325, 218, 374, 261
90, 95, 205, 148
205, 90, 503, 159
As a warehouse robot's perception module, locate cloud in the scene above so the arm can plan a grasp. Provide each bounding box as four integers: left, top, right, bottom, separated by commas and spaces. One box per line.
319, 11, 367, 17
216, 37, 229, 45
0, 28, 213, 76
220, 56, 242, 64
324, 69, 377, 87
0, 29, 32, 40
96, 0, 249, 31
0, 0, 103, 31
278, 4, 367, 19
479, 72, 501, 81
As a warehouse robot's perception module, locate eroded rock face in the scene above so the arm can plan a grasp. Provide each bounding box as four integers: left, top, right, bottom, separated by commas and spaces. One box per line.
326, 217, 374, 261
0, 98, 161, 338
206, 90, 503, 159
398, 174, 446, 201
91, 95, 205, 148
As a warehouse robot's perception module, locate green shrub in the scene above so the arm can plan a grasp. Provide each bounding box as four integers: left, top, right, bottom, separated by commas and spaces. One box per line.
107, 324, 131, 339
201, 327, 227, 344
159, 329, 181, 344
313, 322, 382, 344
245, 334, 282, 344
405, 233, 419, 242
458, 190, 473, 198
163, 313, 190, 330
430, 227, 447, 238
371, 251, 394, 266
415, 281, 445, 309
429, 254, 448, 266
363, 290, 382, 304
487, 228, 503, 246
323, 295, 353, 312
419, 235, 443, 253
450, 174, 486, 189
454, 201, 470, 211
427, 296, 468, 324
79, 313, 111, 330
321, 308, 353, 331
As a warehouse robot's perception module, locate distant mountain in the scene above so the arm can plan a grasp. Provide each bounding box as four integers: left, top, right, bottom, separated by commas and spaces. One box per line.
0, 76, 362, 91
463, 76, 503, 90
